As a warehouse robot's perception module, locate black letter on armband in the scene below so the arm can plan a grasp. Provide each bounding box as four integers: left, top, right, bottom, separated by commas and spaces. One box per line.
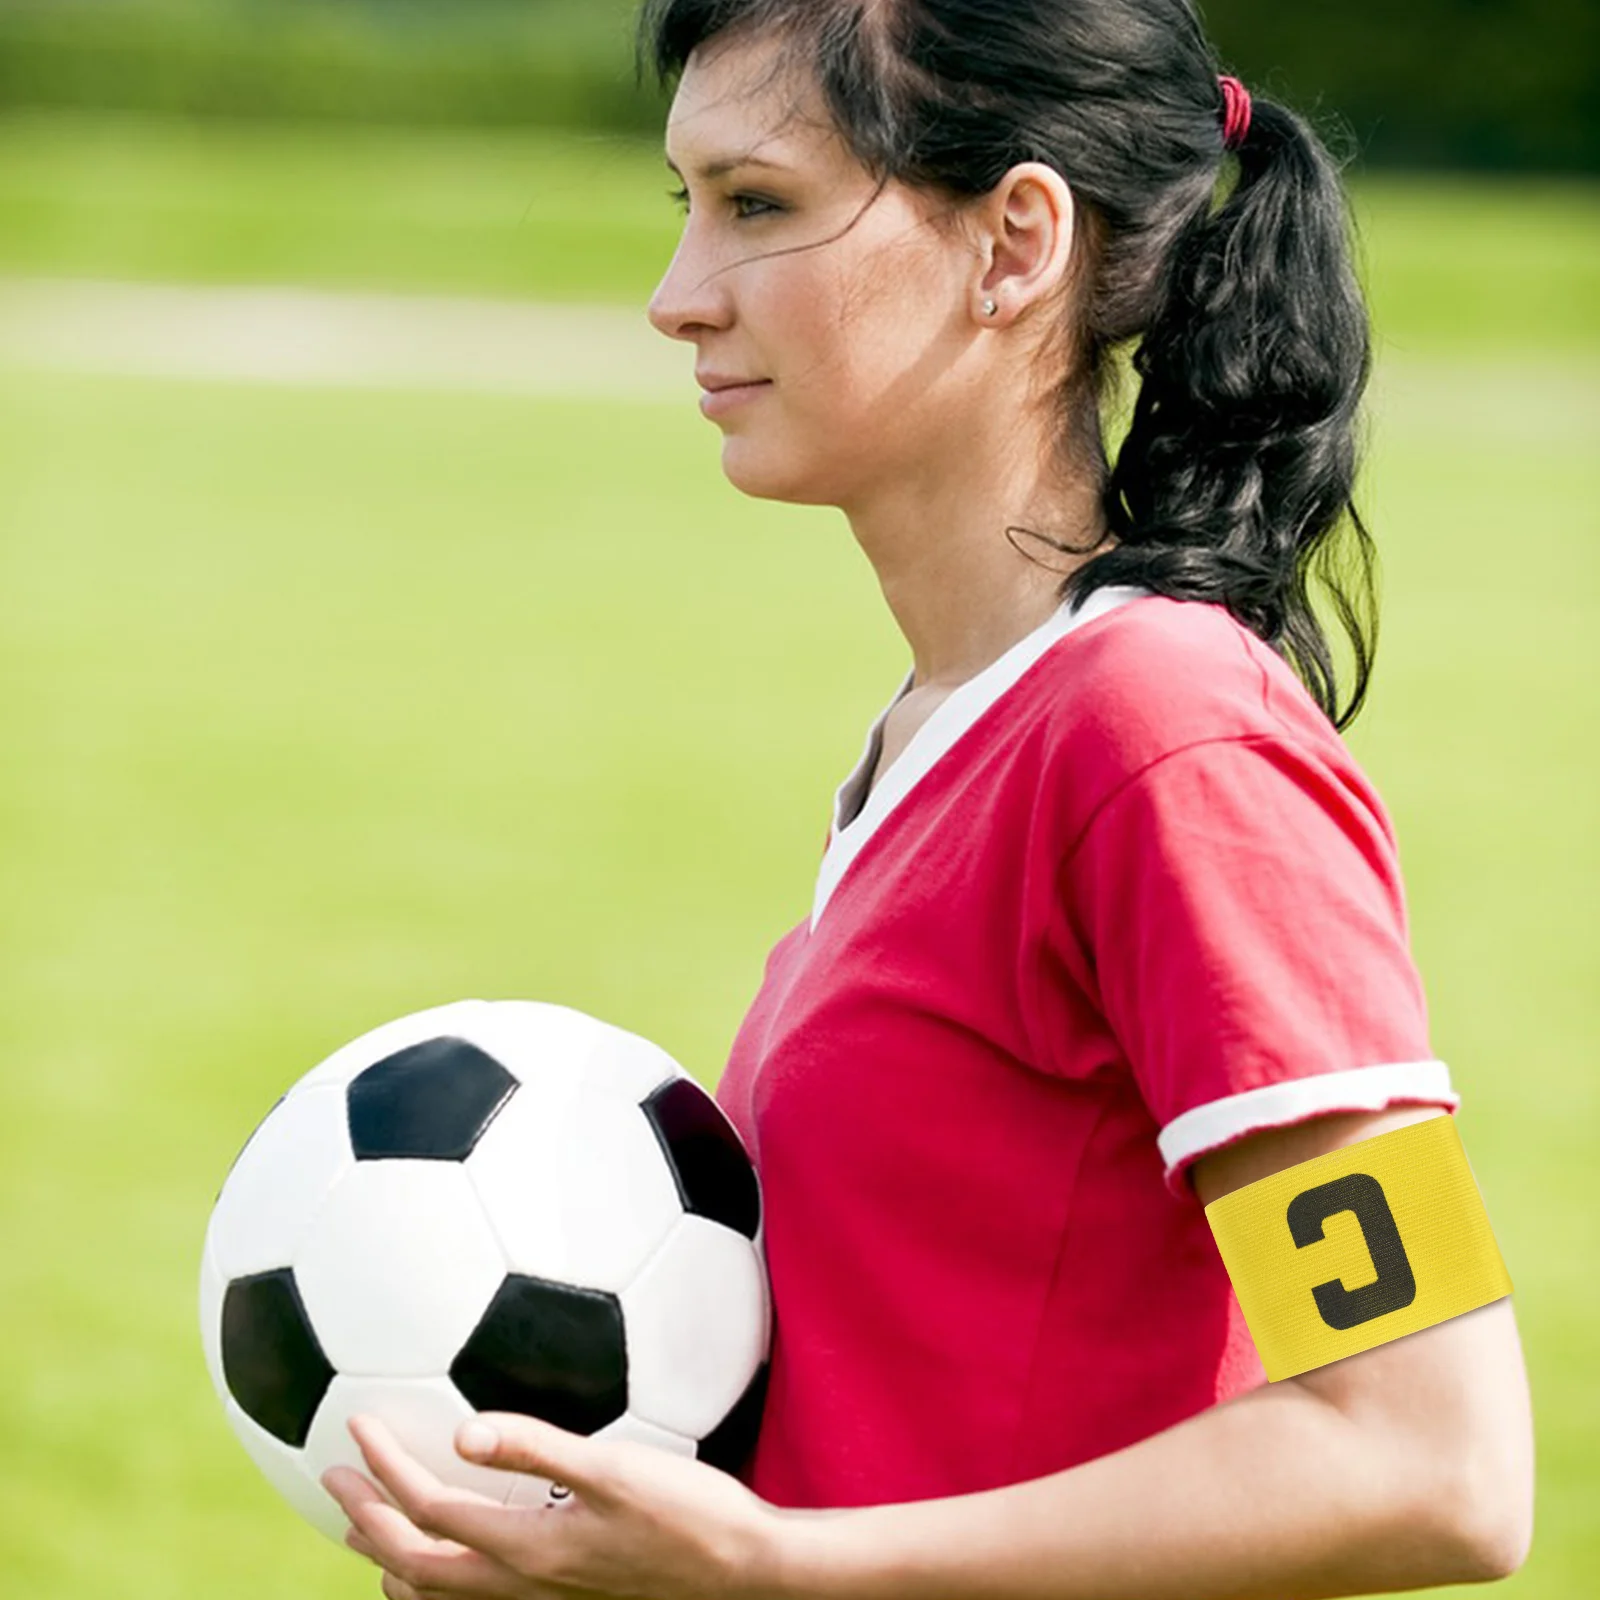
1286, 1173, 1417, 1330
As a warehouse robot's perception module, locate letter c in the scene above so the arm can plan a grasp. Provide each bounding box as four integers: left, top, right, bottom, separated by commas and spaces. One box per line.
1286, 1172, 1417, 1330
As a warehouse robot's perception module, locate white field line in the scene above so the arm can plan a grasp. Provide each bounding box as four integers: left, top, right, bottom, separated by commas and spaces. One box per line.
0, 278, 1594, 444
0, 278, 693, 399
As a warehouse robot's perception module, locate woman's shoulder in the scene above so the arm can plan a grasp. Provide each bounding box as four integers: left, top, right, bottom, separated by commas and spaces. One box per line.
1040, 591, 1346, 771
1019, 593, 1388, 854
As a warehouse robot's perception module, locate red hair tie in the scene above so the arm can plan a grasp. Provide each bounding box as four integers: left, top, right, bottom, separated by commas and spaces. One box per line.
1218, 75, 1252, 151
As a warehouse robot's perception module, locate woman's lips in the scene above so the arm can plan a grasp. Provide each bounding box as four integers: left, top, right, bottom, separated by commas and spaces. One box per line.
699, 380, 772, 417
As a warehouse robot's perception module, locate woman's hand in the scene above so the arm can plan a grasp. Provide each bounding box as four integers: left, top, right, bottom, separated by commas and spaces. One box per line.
322, 1412, 788, 1600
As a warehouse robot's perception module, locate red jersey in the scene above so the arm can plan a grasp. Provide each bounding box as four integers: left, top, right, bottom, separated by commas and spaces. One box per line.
713, 588, 1457, 1510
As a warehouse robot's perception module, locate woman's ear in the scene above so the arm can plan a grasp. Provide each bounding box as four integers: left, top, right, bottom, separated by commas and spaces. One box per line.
975, 162, 1077, 324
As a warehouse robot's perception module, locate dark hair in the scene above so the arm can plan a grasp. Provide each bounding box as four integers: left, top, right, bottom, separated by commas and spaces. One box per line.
635, 0, 1378, 728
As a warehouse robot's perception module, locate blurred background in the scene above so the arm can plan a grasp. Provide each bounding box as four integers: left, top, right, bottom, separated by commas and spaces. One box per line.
0, 2, 1593, 1596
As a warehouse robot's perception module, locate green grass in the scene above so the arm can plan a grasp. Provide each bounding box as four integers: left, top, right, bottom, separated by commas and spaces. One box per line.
0, 112, 1595, 1598
0, 112, 672, 302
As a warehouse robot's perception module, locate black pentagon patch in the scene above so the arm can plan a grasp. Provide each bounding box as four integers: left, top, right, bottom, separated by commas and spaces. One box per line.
641, 1077, 761, 1240
450, 1275, 627, 1436
347, 1036, 516, 1161
221, 1268, 334, 1449
696, 1359, 769, 1475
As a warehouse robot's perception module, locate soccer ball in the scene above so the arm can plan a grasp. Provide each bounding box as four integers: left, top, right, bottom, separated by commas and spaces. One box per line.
198, 999, 771, 1542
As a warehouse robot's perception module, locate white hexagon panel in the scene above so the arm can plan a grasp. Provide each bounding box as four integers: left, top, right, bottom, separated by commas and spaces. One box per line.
294, 1162, 506, 1376
303, 1375, 527, 1518
580, 1021, 689, 1106
197, 1241, 229, 1403
204, 1085, 353, 1280
622, 1214, 771, 1440
467, 1069, 684, 1292
450, 1000, 616, 1089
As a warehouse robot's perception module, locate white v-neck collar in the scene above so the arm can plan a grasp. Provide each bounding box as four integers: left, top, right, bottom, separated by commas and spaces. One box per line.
811, 585, 1148, 933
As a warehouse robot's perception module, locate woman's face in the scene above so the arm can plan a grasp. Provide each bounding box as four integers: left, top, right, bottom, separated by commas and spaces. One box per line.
646, 29, 987, 509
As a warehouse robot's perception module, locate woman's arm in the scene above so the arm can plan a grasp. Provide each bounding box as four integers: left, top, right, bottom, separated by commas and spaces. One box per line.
761, 1105, 1533, 1600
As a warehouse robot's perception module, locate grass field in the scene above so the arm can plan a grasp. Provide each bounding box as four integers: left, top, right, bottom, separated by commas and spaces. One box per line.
0, 112, 1595, 1598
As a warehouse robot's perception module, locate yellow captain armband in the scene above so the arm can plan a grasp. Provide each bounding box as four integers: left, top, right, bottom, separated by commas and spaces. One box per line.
1204, 1113, 1512, 1381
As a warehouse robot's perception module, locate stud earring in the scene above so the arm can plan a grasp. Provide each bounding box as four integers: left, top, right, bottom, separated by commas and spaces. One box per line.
982, 297, 997, 317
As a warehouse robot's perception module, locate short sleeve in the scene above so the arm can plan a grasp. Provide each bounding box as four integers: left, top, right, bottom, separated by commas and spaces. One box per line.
1062, 732, 1458, 1195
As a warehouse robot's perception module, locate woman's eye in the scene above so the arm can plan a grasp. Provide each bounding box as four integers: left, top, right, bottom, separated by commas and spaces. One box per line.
665, 186, 778, 221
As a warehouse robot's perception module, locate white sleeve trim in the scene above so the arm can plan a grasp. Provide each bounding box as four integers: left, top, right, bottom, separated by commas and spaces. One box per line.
1157, 1060, 1459, 1178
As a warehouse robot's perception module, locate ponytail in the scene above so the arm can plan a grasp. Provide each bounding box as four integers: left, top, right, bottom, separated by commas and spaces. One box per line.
1074, 96, 1378, 729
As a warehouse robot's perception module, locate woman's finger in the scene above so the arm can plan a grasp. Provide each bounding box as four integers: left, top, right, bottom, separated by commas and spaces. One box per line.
323, 1458, 513, 1596
352, 1501, 509, 1595
345, 1523, 381, 1564
326, 1462, 474, 1553
347, 1417, 510, 1535
454, 1413, 611, 1506
343, 1416, 560, 1577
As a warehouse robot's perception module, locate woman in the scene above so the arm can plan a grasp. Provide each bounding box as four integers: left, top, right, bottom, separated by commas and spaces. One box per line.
323, 2, 1534, 1595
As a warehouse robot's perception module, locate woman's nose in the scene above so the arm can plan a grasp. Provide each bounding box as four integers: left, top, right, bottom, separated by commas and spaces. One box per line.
646, 245, 728, 342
